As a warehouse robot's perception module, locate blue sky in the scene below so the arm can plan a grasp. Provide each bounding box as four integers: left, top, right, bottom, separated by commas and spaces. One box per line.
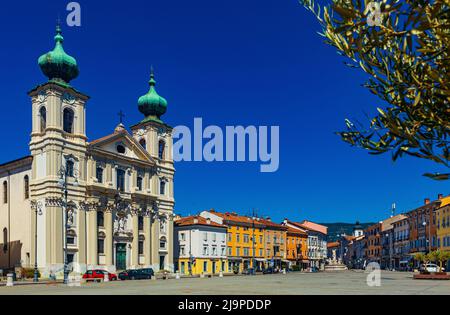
0, 0, 447, 223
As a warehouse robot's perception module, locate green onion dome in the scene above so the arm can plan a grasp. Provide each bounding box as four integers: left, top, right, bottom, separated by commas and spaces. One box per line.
38, 25, 79, 84
138, 70, 168, 121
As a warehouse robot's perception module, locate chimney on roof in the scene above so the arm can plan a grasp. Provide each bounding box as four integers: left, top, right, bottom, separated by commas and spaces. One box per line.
193, 218, 199, 224
425, 198, 430, 205
438, 194, 443, 200
207, 218, 211, 225
265, 217, 271, 221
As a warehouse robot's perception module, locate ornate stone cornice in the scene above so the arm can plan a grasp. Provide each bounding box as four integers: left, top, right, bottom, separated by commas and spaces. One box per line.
81, 201, 98, 212
45, 197, 64, 207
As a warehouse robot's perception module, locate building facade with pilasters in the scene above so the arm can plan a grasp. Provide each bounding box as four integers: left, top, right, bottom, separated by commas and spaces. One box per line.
0, 25, 175, 277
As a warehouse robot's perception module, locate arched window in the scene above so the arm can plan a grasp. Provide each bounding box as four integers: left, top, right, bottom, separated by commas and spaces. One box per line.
97, 211, 104, 227
67, 229, 77, 246
158, 140, 165, 160
66, 160, 75, 177
160, 179, 166, 196
98, 232, 105, 255
116, 169, 126, 192
63, 108, 75, 133
139, 139, 146, 150
2, 228, 7, 253
3, 181, 7, 204
39, 107, 47, 133
160, 237, 167, 249
96, 167, 104, 183
138, 216, 144, 231
24, 175, 30, 199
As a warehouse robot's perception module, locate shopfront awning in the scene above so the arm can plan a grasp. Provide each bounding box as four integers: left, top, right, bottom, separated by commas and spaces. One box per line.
228, 257, 243, 262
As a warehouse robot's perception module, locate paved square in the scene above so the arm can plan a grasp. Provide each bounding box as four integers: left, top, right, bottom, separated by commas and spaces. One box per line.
0, 271, 449, 295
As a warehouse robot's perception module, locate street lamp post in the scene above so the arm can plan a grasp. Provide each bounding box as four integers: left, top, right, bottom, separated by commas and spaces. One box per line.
428, 210, 433, 253
296, 243, 301, 270
422, 220, 432, 254
385, 233, 393, 271
33, 202, 42, 282
58, 164, 79, 285
251, 211, 256, 275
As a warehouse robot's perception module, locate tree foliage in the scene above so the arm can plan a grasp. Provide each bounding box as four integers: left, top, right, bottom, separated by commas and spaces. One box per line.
299, 0, 450, 179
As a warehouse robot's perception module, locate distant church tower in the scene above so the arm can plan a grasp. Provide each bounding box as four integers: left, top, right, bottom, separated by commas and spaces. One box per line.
28, 24, 89, 269
353, 221, 364, 237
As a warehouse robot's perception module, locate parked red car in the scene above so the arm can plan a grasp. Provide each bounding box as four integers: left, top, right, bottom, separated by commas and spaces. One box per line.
82, 269, 117, 282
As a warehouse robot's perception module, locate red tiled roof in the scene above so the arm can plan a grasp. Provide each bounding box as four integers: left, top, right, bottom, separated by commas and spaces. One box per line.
296, 220, 328, 235
381, 214, 408, 232
258, 218, 287, 230
327, 242, 340, 248
205, 211, 287, 230
287, 226, 308, 236
175, 216, 227, 228
344, 235, 356, 242
212, 212, 266, 228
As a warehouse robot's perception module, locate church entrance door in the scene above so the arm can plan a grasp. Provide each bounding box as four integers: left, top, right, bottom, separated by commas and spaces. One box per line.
116, 244, 127, 271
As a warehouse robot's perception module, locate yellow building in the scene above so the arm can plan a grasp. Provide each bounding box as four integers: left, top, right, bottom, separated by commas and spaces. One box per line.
260, 218, 288, 270
201, 211, 266, 273
174, 216, 228, 276
437, 195, 450, 251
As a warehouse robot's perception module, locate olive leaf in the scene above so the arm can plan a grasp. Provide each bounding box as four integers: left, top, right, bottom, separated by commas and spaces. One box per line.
299, 0, 449, 179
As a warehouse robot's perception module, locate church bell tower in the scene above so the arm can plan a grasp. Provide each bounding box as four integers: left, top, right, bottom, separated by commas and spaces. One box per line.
28, 24, 89, 272
131, 70, 175, 271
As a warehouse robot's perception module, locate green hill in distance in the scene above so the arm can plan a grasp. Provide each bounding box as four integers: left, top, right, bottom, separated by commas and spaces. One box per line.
321, 222, 375, 242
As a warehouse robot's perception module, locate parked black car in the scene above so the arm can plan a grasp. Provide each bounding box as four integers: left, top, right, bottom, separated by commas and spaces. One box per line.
243, 268, 255, 275
119, 268, 154, 280
262, 267, 278, 274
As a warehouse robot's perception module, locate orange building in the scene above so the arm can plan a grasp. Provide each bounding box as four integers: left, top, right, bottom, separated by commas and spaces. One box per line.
365, 223, 381, 264
407, 197, 441, 255
285, 227, 308, 269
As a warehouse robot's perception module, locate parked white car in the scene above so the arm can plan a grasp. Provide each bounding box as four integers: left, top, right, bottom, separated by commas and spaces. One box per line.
421, 264, 440, 273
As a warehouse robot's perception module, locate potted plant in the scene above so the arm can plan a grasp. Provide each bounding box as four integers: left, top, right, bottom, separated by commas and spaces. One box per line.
414, 253, 429, 274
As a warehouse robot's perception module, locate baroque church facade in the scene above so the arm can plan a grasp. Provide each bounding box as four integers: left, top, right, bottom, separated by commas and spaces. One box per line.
0, 25, 175, 276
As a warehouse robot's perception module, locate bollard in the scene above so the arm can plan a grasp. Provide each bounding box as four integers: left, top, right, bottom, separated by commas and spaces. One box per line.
151, 275, 157, 281
175, 272, 180, 280
283, 269, 287, 275
219, 272, 224, 278
104, 273, 110, 283
200, 273, 205, 278
6, 273, 14, 287
68, 275, 81, 287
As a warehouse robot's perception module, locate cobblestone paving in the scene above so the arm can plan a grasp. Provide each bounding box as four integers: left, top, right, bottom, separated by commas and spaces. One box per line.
0, 271, 449, 295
